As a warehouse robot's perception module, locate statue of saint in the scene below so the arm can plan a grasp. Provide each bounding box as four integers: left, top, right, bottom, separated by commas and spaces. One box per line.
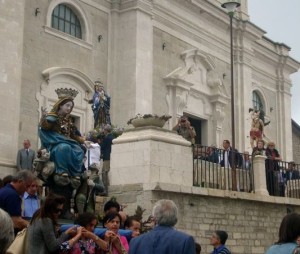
39, 88, 86, 219
249, 109, 264, 148
86, 81, 111, 128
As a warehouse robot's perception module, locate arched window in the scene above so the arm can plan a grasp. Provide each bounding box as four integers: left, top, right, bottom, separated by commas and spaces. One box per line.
51, 4, 82, 39
252, 91, 263, 111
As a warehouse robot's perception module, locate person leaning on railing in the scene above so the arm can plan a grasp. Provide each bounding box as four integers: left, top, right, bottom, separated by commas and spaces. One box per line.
204, 146, 219, 163
252, 140, 266, 157
265, 141, 282, 196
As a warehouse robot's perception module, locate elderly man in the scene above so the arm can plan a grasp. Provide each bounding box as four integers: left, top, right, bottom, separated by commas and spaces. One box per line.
0, 170, 34, 234
129, 199, 196, 254
16, 139, 35, 171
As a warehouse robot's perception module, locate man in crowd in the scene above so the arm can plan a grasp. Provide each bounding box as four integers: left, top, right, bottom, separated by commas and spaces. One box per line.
286, 161, 300, 181
99, 125, 114, 194
210, 230, 231, 254
129, 199, 196, 254
0, 170, 34, 234
16, 139, 35, 171
220, 140, 242, 169
22, 178, 40, 218
173, 116, 196, 144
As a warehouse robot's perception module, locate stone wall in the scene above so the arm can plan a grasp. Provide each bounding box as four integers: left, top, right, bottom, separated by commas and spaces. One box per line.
109, 184, 300, 254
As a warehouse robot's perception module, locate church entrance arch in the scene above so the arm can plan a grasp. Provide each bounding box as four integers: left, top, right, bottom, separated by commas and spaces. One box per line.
36, 67, 95, 134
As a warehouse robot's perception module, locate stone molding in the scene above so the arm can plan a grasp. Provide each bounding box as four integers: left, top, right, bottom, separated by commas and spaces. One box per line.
113, 126, 191, 146
164, 48, 229, 134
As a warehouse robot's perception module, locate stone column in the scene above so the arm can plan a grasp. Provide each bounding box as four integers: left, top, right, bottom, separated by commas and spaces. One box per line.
0, 0, 25, 176
112, 0, 154, 126
253, 155, 269, 195
110, 127, 192, 187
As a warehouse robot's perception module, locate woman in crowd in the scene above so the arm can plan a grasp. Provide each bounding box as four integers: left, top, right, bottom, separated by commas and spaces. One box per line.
265, 212, 300, 254
103, 212, 129, 254
27, 193, 82, 254
0, 208, 14, 254
124, 216, 141, 239
60, 212, 108, 254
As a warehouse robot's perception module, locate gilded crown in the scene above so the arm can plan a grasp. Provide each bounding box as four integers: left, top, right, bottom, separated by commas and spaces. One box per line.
55, 88, 79, 99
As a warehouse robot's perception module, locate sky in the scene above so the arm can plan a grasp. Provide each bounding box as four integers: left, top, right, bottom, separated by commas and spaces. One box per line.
248, 0, 300, 125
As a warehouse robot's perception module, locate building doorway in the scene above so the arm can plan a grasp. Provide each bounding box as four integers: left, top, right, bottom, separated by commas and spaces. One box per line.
186, 115, 202, 145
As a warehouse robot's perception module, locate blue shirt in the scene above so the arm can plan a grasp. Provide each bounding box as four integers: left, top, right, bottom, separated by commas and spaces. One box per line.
0, 183, 22, 216
22, 191, 39, 218
265, 242, 298, 254
212, 245, 231, 254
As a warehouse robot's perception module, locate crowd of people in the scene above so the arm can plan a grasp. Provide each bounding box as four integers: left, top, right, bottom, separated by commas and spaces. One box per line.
1, 171, 300, 254
193, 137, 299, 197
1, 176, 210, 254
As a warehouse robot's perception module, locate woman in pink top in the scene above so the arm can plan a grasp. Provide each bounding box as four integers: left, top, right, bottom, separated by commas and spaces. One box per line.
103, 212, 129, 254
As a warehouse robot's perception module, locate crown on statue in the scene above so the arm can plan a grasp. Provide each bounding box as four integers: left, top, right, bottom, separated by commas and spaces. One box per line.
55, 88, 79, 99
94, 80, 103, 87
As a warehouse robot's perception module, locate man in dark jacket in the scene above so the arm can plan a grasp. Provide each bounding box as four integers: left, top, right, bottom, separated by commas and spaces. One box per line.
99, 125, 114, 194
129, 199, 196, 254
220, 140, 242, 169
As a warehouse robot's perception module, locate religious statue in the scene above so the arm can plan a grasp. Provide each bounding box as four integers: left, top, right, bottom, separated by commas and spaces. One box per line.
249, 109, 264, 148
38, 88, 86, 219
86, 81, 111, 128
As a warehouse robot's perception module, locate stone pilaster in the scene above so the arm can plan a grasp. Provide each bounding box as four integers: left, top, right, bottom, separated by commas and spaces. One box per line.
253, 155, 269, 195
0, 0, 25, 175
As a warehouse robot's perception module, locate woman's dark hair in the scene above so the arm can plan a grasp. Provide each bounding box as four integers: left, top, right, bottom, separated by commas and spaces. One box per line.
75, 212, 97, 227
104, 200, 120, 213
124, 216, 140, 229
102, 212, 122, 228
276, 212, 300, 243
31, 193, 65, 225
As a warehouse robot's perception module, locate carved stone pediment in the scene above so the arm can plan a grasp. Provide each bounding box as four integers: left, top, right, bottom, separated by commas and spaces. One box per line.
164, 49, 229, 119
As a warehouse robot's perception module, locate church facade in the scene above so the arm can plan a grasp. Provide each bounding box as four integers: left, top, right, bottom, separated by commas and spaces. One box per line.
0, 0, 299, 175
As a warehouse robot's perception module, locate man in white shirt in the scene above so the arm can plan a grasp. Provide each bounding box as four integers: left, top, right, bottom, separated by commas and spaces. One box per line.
85, 142, 101, 170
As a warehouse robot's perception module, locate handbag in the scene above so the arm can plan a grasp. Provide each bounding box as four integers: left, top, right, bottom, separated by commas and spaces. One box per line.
6, 227, 29, 254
